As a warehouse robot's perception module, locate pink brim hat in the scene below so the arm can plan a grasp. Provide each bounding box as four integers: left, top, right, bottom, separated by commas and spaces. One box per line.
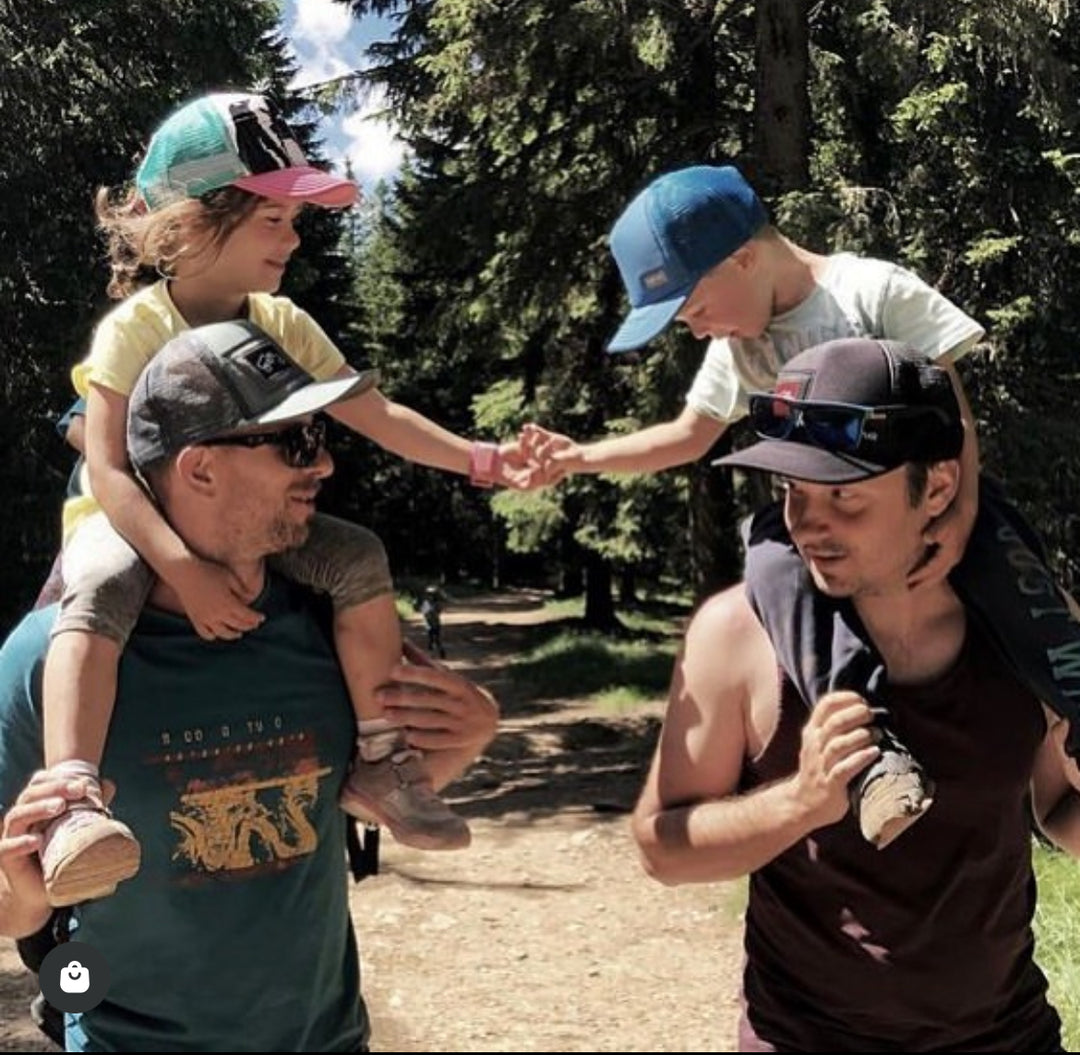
232, 167, 359, 208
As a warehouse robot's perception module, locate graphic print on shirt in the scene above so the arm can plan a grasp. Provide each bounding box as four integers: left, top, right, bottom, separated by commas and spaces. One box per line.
153, 714, 335, 879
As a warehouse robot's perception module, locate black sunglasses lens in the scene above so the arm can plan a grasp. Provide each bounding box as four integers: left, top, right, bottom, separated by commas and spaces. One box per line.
282, 421, 326, 467
801, 407, 863, 453
750, 397, 796, 440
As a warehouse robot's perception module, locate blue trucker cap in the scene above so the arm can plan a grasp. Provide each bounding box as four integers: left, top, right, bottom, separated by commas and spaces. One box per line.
606, 165, 768, 353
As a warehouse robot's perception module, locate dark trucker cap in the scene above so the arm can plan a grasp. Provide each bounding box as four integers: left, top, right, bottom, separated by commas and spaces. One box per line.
713, 337, 963, 483
127, 320, 377, 472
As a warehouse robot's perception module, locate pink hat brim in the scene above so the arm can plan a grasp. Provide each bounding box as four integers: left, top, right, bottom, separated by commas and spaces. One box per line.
232, 167, 359, 208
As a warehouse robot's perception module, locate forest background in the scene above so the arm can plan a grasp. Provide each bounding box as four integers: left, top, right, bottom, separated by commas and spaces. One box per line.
3, 0, 1080, 637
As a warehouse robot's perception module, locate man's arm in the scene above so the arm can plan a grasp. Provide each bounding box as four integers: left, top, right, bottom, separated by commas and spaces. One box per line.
521, 405, 726, 482
631, 586, 879, 885
375, 643, 498, 790
1031, 707, 1080, 856
1, 772, 89, 937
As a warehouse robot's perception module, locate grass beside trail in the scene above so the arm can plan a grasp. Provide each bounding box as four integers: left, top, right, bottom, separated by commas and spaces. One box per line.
505, 595, 690, 709
1034, 842, 1080, 1047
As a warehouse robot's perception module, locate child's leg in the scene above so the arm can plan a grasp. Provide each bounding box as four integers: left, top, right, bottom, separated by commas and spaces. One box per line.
742, 502, 933, 849
40, 511, 148, 905
952, 478, 1080, 758
272, 514, 469, 850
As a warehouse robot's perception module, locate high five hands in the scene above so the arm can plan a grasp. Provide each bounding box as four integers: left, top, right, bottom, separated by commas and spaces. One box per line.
491, 425, 582, 490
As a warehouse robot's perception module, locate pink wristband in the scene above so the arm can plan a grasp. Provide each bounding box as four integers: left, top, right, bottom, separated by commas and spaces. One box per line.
469, 441, 501, 488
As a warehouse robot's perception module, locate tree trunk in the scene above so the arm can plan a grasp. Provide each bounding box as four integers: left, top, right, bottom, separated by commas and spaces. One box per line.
689, 430, 742, 602
751, 0, 811, 195
583, 550, 618, 630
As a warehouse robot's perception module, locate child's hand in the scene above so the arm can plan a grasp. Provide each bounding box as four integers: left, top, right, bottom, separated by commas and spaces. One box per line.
907, 484, 977, 590
518, 423, 581, 486
495, 438, 544, 490
172, 557, 265, 641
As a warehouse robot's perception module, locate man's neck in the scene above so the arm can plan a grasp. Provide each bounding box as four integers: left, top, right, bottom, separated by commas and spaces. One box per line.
853, 584, 967, 686
148, 560, 267, 619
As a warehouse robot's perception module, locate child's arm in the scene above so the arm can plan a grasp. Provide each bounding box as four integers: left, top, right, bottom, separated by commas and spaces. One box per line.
84, 384, 263, 639
907, 362, 979, 588
329, 381, 537, 489
520, 406, 726, 482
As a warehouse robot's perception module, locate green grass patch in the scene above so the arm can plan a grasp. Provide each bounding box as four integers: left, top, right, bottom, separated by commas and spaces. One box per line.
1034, 841, 1080, 1048
509, 627, 678, 705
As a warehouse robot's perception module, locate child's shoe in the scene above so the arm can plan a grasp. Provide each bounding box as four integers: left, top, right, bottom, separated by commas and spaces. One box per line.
40, 782, 141, 907
339, 736, 470, 851
850, 725, 934, 849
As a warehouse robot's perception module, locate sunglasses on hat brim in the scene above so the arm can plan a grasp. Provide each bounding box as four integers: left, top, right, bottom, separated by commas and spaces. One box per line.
746, 394, 949, 459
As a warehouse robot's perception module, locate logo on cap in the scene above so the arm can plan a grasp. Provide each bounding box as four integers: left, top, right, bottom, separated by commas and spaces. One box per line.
774, 376, 809, 401
227, 96, 306, 175
244, 346, 292, 379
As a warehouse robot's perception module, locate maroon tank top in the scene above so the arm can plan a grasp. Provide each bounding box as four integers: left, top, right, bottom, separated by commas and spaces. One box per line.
737, 622, 1062, 1051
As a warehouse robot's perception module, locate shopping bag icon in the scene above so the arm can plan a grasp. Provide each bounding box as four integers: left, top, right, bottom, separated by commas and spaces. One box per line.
59, 961, 90, 993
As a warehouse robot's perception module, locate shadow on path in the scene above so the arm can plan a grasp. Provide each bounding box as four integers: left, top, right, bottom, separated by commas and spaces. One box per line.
403, 589, 674, 823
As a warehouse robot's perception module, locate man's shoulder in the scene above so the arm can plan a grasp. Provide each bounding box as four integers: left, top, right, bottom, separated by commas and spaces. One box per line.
690, 583, 762, 635
685, 585, 775, 683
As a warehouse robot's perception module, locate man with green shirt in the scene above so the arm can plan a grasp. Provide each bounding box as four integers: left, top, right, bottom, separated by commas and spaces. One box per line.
0, 323, 497, 1051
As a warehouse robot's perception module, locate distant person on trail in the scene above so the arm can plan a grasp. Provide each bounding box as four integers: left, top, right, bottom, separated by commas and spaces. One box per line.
420, 586, 447, 659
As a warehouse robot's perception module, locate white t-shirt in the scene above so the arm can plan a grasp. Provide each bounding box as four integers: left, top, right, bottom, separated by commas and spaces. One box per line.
685, 252, 985, 422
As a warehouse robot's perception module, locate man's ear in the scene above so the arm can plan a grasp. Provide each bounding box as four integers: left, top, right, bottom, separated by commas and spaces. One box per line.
174, 445, 218, 495
924, 459, 961, 517
730, 241, 757, 272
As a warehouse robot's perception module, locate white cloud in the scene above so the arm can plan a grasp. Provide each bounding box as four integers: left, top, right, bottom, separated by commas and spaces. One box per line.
293, 0, 352, 44
282, 1, 405, 185
341, 95, 407, 184
288, 0, 356, 89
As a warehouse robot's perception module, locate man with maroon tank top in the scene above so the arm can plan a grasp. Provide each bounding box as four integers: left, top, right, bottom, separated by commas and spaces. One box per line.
633, 337, 1080, 1052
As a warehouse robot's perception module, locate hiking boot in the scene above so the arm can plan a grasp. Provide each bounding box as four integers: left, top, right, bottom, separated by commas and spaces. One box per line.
339, 748, 471, 851
41, 792, 141, 907
849, 725, 935, 850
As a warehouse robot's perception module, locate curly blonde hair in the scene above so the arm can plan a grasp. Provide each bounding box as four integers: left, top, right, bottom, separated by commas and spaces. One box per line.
94, 185, 263, 299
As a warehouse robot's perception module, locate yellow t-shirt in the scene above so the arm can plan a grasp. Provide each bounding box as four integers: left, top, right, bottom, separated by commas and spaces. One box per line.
64, 281, 350, 538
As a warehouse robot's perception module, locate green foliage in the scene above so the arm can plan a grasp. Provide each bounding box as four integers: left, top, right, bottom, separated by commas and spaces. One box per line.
1033, 842, 1080, 1049
342, 0, 750, 613
491, 489, 565, 552
0, 0, 332, 633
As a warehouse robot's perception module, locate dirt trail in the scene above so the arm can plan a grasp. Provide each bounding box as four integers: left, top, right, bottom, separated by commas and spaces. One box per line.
0, 590, 745, 1052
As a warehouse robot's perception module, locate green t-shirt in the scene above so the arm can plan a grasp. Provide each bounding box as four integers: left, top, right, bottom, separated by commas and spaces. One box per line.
0, 576, 369, 1052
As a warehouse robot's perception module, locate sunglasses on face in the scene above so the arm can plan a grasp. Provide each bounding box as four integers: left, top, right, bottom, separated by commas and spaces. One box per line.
200, 418, 328, 468
747, 394, 943, 457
